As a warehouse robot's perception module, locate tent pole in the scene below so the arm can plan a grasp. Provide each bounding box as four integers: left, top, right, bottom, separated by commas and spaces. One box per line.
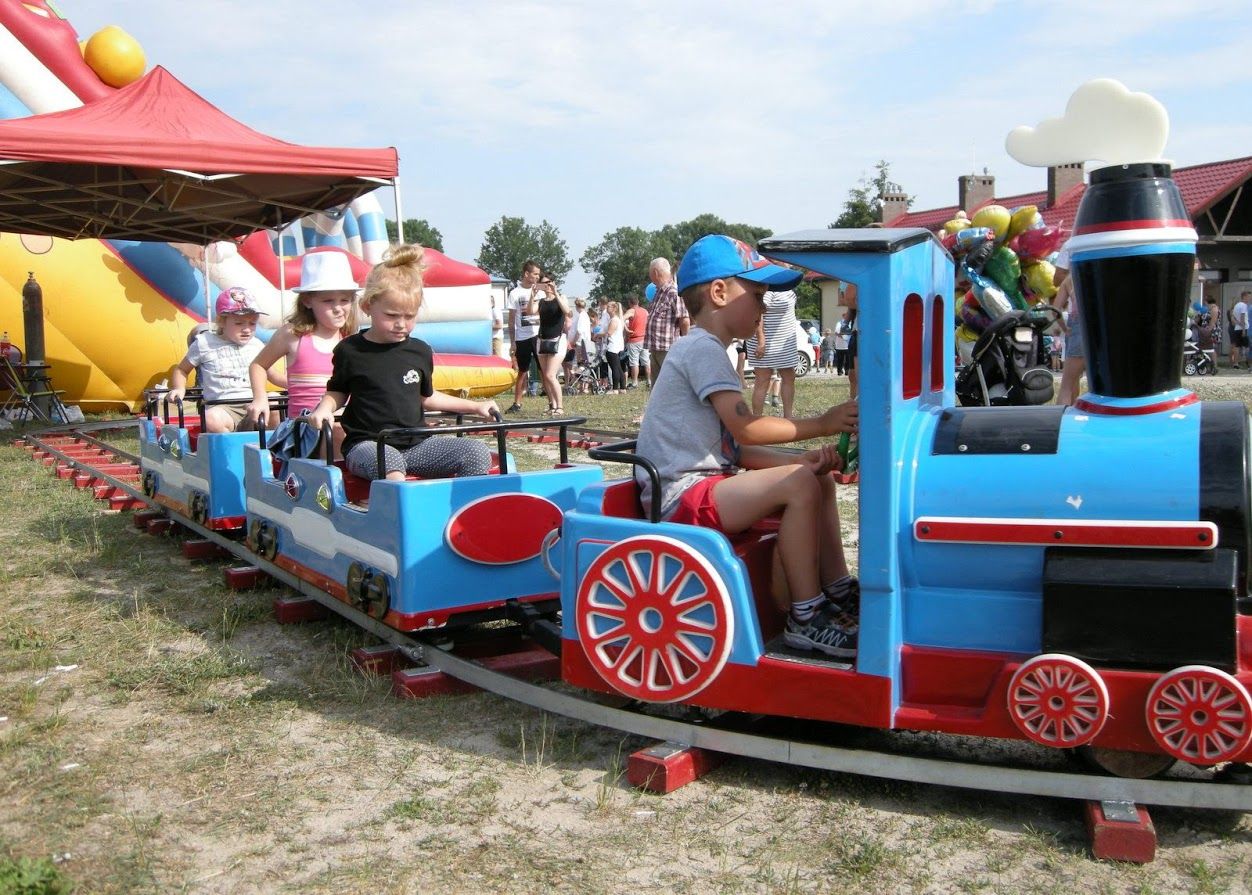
277, 211, 287, 321
392, 177, 403, 244
203, 246, 212, 325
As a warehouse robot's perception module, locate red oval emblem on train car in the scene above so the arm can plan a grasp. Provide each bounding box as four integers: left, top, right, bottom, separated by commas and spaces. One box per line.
445, 493, 563, 564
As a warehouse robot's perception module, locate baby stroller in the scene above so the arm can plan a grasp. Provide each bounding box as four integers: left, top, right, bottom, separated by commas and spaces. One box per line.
1183, 338, 1216, 376
955, 307, 1060, 407
564, 341, 608, 396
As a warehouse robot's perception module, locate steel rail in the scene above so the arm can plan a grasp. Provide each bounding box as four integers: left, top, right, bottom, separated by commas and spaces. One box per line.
17, 426, 1252, 813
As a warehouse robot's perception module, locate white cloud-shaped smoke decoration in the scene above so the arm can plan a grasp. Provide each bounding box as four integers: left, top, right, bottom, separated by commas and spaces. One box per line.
1005, 79, 1169, 169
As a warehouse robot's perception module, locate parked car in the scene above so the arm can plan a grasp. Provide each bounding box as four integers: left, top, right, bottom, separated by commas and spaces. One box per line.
729, 322, 816, 378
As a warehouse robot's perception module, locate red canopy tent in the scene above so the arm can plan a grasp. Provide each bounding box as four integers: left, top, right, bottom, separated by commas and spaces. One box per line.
0, 66, 399, 243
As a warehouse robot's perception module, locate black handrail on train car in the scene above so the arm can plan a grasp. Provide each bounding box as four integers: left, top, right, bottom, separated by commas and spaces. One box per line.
586, 439, 662, 523
376, 414, 588, 478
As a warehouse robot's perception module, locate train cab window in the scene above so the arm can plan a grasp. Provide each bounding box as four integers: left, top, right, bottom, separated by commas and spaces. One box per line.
902, 293, 923, 400
930, 295, 945, 392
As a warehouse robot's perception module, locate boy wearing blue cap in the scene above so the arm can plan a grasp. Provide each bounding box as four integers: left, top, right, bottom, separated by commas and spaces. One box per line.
634, 235, 861, 657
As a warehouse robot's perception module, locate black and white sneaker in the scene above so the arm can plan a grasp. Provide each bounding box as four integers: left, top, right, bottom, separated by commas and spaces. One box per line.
784, 616, 857, 658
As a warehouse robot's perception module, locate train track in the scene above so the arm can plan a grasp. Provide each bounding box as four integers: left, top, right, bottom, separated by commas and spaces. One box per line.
12, 419, 1252, 814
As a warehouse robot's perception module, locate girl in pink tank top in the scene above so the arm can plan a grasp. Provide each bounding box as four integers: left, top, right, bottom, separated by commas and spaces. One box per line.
247, 274, 358, 429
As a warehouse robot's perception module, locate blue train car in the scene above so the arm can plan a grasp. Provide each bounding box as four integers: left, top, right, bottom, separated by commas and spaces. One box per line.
139, 415, 252, 530
243, 429, 603, 629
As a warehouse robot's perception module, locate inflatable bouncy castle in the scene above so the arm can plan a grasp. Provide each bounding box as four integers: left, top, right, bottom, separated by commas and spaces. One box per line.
0, 1, 512, 408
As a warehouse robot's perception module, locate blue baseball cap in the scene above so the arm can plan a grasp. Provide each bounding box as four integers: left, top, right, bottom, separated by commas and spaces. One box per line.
676, 235, 803, 292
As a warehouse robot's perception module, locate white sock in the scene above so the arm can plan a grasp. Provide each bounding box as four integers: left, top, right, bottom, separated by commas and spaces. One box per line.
790, 593, 826, 624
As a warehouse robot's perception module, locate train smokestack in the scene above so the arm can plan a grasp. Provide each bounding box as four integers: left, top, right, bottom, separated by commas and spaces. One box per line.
1068, 163, 1195, 400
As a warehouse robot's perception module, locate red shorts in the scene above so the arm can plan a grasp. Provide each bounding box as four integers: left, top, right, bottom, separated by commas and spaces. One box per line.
665, 474, 732, 531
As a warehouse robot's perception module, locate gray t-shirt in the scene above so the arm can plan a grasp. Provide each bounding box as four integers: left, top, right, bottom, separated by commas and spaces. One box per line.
635, 327, 742, 518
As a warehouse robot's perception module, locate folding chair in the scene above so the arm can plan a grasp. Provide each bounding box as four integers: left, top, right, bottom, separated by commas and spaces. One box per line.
0, 353, 69, 424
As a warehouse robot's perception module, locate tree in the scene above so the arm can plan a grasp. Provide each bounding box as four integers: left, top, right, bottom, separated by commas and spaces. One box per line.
794, 282, 821, 321
477, 216, 573, 287
579, 226, 671, 298
829, 160, 912, 228
656, 214, 773, 265
384, 218, 444, 250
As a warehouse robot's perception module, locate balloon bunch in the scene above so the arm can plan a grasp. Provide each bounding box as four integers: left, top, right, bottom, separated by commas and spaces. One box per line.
939, 204, 1069, 345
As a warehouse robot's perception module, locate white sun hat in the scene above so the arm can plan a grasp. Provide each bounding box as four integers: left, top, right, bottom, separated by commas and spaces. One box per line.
292, 252, 360, 293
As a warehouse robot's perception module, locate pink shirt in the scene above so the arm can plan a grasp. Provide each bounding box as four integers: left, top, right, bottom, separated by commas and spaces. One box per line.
286, 333, 335, 416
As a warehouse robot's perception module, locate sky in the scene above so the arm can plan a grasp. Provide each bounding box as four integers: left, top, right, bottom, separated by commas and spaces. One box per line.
64, 0, 1252, 295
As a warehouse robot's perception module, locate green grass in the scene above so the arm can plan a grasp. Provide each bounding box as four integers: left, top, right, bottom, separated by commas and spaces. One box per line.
1, 383, 1250, 893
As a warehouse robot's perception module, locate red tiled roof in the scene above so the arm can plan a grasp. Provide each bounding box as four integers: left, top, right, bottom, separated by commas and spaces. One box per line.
885, 156, 1252, 231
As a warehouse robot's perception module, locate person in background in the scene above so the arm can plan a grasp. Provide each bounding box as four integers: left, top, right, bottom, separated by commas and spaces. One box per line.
505, 260, 542, 413
820, 328, 835, 372
746, 288, 800, 419
844, 287, 860, 399
1050, 245, 1085, 405
1231, 290, 1250, 370
491, 292, 504, 358
563, 297, 590, 388
1207, 296, 1223, 369
623, 295, 650, 388
603, 300, 626, 393
168, 287, 269, 433
307, 245, 498, 480
834, 310, 851, 376
535, 274, 570, 415
643, 257, 689, 381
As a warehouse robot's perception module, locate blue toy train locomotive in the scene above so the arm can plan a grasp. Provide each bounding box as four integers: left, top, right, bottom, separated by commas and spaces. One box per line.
137, 161, 1252, 777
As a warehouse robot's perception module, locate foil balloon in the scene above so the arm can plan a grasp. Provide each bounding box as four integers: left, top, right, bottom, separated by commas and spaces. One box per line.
983, 246, 1027, 309
1006, 205, 1041, 241
1014, 225, 1068, 262
964, 238, 996, 273
1023, 260, 1058, 300
959, 292, 993, 334
971, 204, 1011, 241
940, 231, 959, 253
953, 227, 994, 253
942, 215, 972, 235
967, 269, 1014, 318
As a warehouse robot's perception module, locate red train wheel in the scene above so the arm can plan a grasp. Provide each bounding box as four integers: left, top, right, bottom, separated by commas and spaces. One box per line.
1007, 654, 1109, 748
1145, 665, 1252, 765
575, 535, 733, 703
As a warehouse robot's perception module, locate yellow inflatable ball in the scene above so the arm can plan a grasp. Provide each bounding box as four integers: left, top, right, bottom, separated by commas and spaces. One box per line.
84, 25, 146, 88
971, 204, 1011, 240
1023, 259, 1057, 300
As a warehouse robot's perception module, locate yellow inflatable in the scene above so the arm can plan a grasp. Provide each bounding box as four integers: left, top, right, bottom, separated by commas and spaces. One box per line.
0, 234, 197, 409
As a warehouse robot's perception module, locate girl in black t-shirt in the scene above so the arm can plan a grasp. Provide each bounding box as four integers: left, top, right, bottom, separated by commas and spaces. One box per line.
308, 245, 500, 480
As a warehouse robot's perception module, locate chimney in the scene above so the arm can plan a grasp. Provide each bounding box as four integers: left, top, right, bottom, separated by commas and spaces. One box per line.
958, 170, 996, 213
1048, 163, 1084, 207
879, 187, 910, 225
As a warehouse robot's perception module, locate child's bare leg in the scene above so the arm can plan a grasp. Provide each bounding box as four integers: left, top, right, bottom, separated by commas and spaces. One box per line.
204, 407, 234, 433
750, 369, 770, 415
816, 474, 851, 585
779, 369, 796, 419
713, 466, 821, 612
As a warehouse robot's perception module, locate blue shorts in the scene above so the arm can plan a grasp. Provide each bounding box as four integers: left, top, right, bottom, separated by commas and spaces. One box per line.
1065, 312, 1085, 360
